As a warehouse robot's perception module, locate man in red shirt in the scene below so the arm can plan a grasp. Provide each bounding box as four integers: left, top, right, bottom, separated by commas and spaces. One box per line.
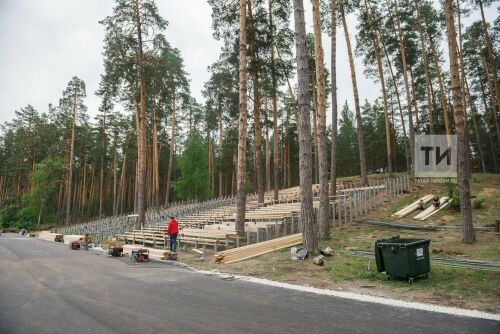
165, 216, 179, 253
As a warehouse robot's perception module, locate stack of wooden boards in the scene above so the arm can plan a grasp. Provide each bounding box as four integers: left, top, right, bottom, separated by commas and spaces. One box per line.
38, 231, 63, 242
122, 244, 171, 260
391, 195, 450, 221
214, 233, 303, 264
392, 195, 434, 218
413, 197, 449, 220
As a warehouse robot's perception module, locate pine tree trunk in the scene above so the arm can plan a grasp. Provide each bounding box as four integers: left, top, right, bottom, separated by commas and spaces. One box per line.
478, 78, 499, 172
444, 0, 474, 244
364, 0, 392, 174
208, 130, 212, 196
282, 124, 286, 187
117, 154, 127, 215
218, 114, 223, 197
311, 0, 330, 239
428, 28, 452, 138
286, 110, 291, 188
293, 0, 318, 256
469, 97, 487, 173
265, 98, 271, 192
135, 0, 147, 229
269, 0, 279, 201
235, 0, 248, 236
152, 99, 159, 208
81, 160, 87, 213
393, 1, 415, 176
112, 133, 118, 215
165, 92, 176, 205
248, 0, 264, 204
329, 88, 337, 188
482, 57, 500, 148
312, 85, 319, 184
417, 9, 434, 134
87, 169, 95, 218
381, 39, 410, 172
340, 2, 368, 185
479, 0, 500, 115
99, 110, 106, 216
65, 89, 77, 225
455, 0, 472, 175
409, 67, 420, 133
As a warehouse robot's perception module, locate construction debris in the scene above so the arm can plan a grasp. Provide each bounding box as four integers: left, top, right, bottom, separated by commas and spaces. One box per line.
313, 255, 325, 266
321, 247, 334, 256
191, 248, 204, 255
290, 246, 298, 260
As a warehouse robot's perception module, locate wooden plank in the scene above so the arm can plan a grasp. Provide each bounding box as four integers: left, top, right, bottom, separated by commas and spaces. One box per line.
216, 234, 303, 264
392, 195, 434, 218
415, 199, 450, 221
412, 197, 448, 220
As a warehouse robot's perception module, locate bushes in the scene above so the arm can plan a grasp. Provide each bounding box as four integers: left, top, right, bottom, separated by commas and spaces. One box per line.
0, 206, 39, 230
445, 179, 460, 211
15, 207, 38, 230
445, 179, 487, 211
0, 205, 19, 228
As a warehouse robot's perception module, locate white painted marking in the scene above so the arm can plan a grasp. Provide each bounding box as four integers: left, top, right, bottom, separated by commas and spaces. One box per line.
196, 269, 500, 321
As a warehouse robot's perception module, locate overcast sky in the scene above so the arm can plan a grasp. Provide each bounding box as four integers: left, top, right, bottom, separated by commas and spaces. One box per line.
0, 0, 497, 126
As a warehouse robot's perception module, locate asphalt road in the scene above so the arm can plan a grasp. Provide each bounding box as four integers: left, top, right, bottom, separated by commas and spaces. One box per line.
0, 233, 498, 334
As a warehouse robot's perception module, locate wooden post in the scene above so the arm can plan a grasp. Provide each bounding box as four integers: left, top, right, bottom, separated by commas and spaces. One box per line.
363, 190, 369, 215
343, 196, 347, 225
332, 200, 336, 228
357, 191, 360, 218
349, 195, 353, 223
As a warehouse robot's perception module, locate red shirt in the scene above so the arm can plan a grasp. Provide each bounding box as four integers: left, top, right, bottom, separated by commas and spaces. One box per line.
166, 219, 179, 235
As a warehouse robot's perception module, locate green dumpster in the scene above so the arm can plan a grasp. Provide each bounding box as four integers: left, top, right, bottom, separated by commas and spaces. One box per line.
375, 236, 431, 283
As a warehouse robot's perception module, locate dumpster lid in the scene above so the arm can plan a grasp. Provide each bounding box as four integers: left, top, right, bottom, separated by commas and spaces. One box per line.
376, 236, 430, 248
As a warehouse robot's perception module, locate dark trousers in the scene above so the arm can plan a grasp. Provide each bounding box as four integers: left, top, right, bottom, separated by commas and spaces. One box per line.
169, 233, 178, 252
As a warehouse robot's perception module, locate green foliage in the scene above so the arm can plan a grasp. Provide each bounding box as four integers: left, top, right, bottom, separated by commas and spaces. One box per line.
245, 174, 254, 194
337, 102, 359, 176
22, 159, 64, 226
472, 197, 485, 209
173, 130, 210, 200
0, 205, 19, 229
446, 179, 460, 211
15, 207, 38, 230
